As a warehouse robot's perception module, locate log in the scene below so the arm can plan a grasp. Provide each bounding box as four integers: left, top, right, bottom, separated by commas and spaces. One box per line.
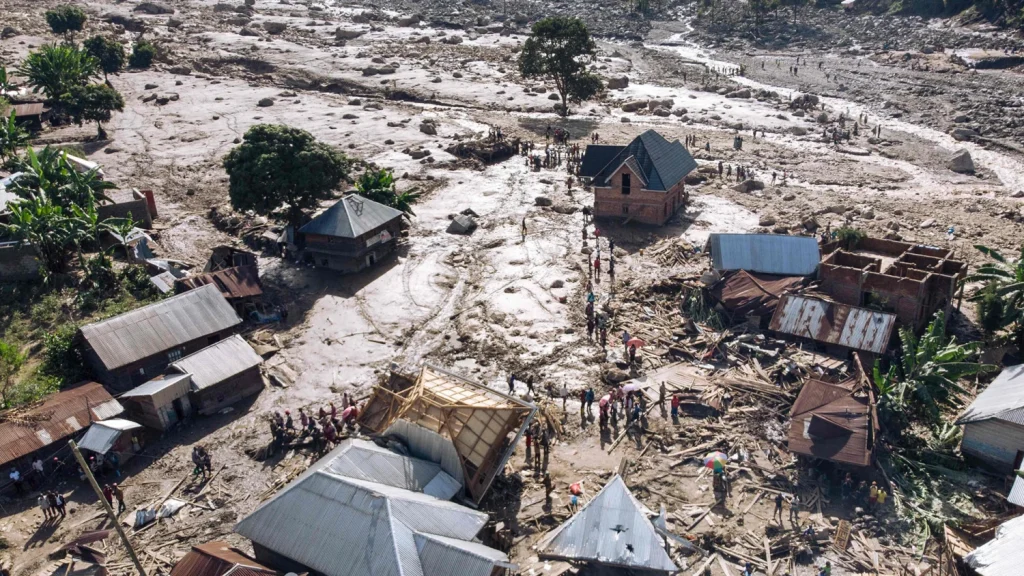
741, 490, 764, 515
717, 555, 737, 576
686, 500, 722, 531
764, 536, 773, 575
693, 553, 717, 575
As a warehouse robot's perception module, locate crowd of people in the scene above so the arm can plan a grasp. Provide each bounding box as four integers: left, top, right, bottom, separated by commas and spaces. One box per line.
267, 394, 363, 457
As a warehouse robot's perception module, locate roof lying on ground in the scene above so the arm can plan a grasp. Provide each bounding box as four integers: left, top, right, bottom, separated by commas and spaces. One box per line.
709, 270, 806, 318
176, 266, 262, 300
965, 514, 1024, 576
170, 335, 263, 391
170, 541, 292, 576
79, 284, 242, 370
769, 294, 896, 354
299, 194, 404, 238
77, 418, 142, 454
538, 475, 677, 573
12, 102, 45, 117
788, 379, 874, 467
582, 129, 697, 191
708, 234, 821, 276
235, 439, 511, 576
0, 382, 123, 467
957, 364, 1024, 426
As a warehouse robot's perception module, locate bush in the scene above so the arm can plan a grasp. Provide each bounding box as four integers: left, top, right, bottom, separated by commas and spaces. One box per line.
835, 226, 866, 250
976, 284, 1005, 334
84, 35, 126, 79
45, 5, 87, 38
129, 41, 156, 69
41, 324, 86, 385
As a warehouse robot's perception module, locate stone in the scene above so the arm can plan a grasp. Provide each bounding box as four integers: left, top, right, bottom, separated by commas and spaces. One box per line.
263, 21, 287, 34
441, 35, 463, 45
653, 107, 671, 117
1011, 190, 1024, 198
362, 67, 379, 76
620, 117, 631, 123
419, 122, 437, 136
446, 214, 476, 234
783, 193, 796, 201
604, 367, 630, 384
950, 127, 978, 141
550, 279, 564, 289
408, 148, 430, 159
1, 27, 19, 39
726, 88, 751, 99
792, 110, 805, 117
548, 93, 559, 101
947, 149, 975, 173
816, 112, 829, 123
620, 100, 647, 112
606, 75, 628, 90
335, 28, 365, 40
397, 14, 421, 27
452, 71, 463, 78
342, 114, 358, 119
134, 2, 174, 14
363, 102, 382, 110
144, 83, 159, 90
535, 196, 552, 206
920, 218, 936, 229
789, 126, 808, 136
257, 97, 274, 107
758, 214, 776, 226
348, 98, 362, 105
352, 11, 370, 23
733, 179, 765, 193
647, 98, 673, 110
239, 26, 261, 36
168, 66, 192, 75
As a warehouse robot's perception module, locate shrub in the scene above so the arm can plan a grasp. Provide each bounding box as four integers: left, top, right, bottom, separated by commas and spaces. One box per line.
976, 284, 1005, 334
45, 5, 87, 39
41, 324, 86, 385
129, 41, 156, 69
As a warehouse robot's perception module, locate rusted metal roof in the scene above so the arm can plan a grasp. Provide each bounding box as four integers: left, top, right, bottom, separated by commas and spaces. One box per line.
80, 284, 242, 370
788, 379, 873, 467
176, 266, 262, 300
0, 382, 123, 467
170, 541, 288, 576
709, 270, 805, 319
769, 294, 896, 354
12, 102, 45, 117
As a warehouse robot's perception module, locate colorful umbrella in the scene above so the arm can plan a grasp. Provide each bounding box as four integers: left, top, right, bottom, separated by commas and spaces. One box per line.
626, 338, 646, 348
703, 451, 729, 472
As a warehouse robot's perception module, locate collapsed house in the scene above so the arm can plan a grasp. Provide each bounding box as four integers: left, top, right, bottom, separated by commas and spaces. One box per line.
579, 129, 696, 226
117, 374, 193, 431
769, 294, 896, 359
818, 236, 967, 332
708, 270, 807, 327
299, 194, 404, 273
359, 364, 536, 503
234, 438, 515, 576
0, 382, 123, 477
537, 475, 678, 575
706, 233, 821, 277
957, 364, 1024, 473
78, 284, 242, 391
788, 377, 878, 467
169, 541, 297, 576
175, 265, 263, 317
167, 334, 264, 416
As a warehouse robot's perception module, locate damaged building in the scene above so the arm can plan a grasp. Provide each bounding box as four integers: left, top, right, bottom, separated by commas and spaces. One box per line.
234, 438, 515, 576
359, 364, 536, 504
788, 376, 878, 468
769, 294, 897, 359
299, 194, 404, 273
818, 236, 967, 332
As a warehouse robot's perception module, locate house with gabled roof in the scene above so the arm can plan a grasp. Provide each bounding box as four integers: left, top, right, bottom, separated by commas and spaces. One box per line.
299, 194, 403, 273
579, 129, 697, 226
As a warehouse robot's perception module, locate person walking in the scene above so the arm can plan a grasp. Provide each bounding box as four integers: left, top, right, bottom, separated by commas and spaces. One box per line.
868, 481, 878, 510
585, 388, 595, 416
579, 389, 587, 417
112, 483, 126, 515
508, 373, 516, 394
628, 344, 637, 367
540, 427, 550, 472
671, 394, 680, 420
773, 492, 785, 524
54, 491, 66, 519
521, 217, 528, 242
526, 376, 535, 395
593, 254, 600, 281
586, 317, 595, 340
621, 330, 631, 354
102, 484, 114, 508
532, 424, 542, 471
599, 326, 607, 350
658, 382, 667, 408
39, 493, 52, 521
524, 425, 533, 465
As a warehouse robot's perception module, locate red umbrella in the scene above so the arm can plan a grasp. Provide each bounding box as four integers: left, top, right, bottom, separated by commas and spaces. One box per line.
626, 338, 646, 348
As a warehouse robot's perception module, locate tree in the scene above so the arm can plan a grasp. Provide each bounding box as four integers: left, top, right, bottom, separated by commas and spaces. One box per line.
1, 193, 83, 277
0, 341, 27, 409
129, 41, 157, 69
8, 146, 114, 209
19, 44, 99, 106
0, 110, 28, 164
223, 125, 349, 229
45, 5, 88, 42
968, 243, 1024, 350
354, 168, 422, 216
84, 36, 126, 80
61, 83, 124, 139
518, 17, 602, 117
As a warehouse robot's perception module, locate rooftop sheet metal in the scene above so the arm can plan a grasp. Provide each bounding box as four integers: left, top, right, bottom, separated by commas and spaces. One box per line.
957, 364, 1024, 425
579, 145, 623, 178
709, 270, 806, 319
1008, 461, 1024, 508
299, 194, 404, 239
12, 102, 45, 117
176, 266, 263, 300
120, 374, 192, 405
0, 382, 123, 466
170, 541, 284, 576
170, 335, 263, 391
80, 284, 241, 370
415, 533, 516, 576
321, 439, 459, 500
769, 294, 896, 354
788, 380, 873, 467
77, 419, 142, 454
709, 233, 821, 276
965, 515, 1024, 576
538, 475, 677, 573
234, 439, 505, 576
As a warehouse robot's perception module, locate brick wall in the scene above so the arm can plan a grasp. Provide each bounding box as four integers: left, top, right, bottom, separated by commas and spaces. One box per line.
0, 242, 41, 281
593, 164, 684, 226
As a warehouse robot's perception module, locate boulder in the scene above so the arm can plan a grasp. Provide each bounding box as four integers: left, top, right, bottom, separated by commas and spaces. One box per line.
257, 98, 274, 107
789, 126, 808, 136
167, 17, 184, 27
441, 35, 463, 45
606, 76, 628, 90
419, 122, 437, 136
408, 148, 430, 159
733, 179, 765, 193
550, 279, 564, 289
652, 107, 671, 117
213, 3, 236, 11
263, 21, 287, 34
726, 88, 751, 99
947, 149, 975, 173
168, 66, 192, 75
950, 127, 978, 141
1, 26, 19, 39
620, 100, 647, 112
920, 218, 936, 229
535, 196, 552, 206
352, 12, 370, 23
647, 98, 673, 110
816, 112, 829, 123
134, 2, 173, 13
239, 26, 261, 36
335, 28, 366, 40
446, 214, 477, 234
396, 14, 421, 27
604, 367, 631, 384
758, 214, 776, 227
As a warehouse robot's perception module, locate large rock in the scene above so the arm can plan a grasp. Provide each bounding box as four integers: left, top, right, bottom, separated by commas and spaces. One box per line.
257, 97, 274, 107
352, 11, 370, 23
604, 367, 631, 384
535, 196, 552, 207
419, 121, 437, 136
262, 21, 287, 34
733, 179, 765, 193
606, 76, 628, 90
789, 126, 808, 136
647, 98, 673, 111
758, 215, 776, 227
947, 149, 975, 173
1, 26, 19, 38
950, 127, 978, 141
620, 100, 647, 112
446, 214, 477, 235
335, 28, 366, 40
726, 88, 752, 99
652, 107, 671, 117
134, 2, 174, 14
396, 14, 421, 27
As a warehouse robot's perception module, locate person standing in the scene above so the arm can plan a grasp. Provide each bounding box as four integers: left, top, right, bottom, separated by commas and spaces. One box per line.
868, 481, 878, 510
54, 491, 67, 519
102, 484, 114, 508
585, 388, 594, 416
112, 483, 126, 515
521, 217, 527, 242
670, 394, 680, 420
31, 457, 44, 488
586, 317, 595, 340
9, 468, 24, 496
508, 373, 516, 394
658, 382, 667, 408
876, 487, 888, 510
773, 492, 785, 524
789, 493, 801, 526
628, 344, 637, 367
579, 389, 587, 417
39, 493, 52, 521
524, 425, 533, 465
593, 254, 600, 281
299, 408, 308, 430
526, 376, 535, 395
540, 427, 551, 472
599, 325, 607, 350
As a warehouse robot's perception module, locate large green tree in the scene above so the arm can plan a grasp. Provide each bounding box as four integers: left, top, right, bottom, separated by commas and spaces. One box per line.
19, 44, 99, 106
355, 168, 421, 216
84, 36, 126, 80
518, 17, 602, 117
61, 83, 124, 139
223, 125, 349, 229
45, 5, 88, 42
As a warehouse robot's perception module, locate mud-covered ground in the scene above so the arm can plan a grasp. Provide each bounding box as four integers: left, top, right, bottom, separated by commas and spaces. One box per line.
1, 0, 1023, 573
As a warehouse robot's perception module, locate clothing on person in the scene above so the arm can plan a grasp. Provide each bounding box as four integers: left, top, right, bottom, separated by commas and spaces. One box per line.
113, 484, 126, 514
671, 394, 680, 418
102, 484, 114, 506
39, 495, 51, 520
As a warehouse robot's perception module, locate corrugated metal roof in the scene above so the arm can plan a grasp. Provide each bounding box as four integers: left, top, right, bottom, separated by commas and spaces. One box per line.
709, 270, 806, 319
0, 382, 123, 467
80, 284, 242, 370
538, 475, 677, 573
788, 380, 873, 467
170, 335, 263, 391
588, 130, 696, 191
965, 515, 1024, 576
415, 533, 516, 576
176, 266, 263, 300
321, 439, 459, 500
299, 194, 403, 238
234, 440, 505, 576
1008, 461, 1024, 507
383, 420, 465, 488
958, 364, 1024, 425
769, 294, 896, 354
120, 373, 192, 401
170, 541, 286, 576
709, 234, 821, 276
12, 102, 45, 117
77, 419, 142, 454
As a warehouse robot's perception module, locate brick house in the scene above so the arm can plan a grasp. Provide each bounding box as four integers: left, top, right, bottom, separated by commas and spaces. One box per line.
299, 194, 404, 273
580, 130, 697, 226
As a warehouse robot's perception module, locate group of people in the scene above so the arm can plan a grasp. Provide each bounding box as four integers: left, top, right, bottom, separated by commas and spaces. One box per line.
101, 482, 127, 514
268, 395, 362, 456
523, 419, 551, 473
191, 445, 213, 479
38, 490, 68, 521
598, 384, 647, 432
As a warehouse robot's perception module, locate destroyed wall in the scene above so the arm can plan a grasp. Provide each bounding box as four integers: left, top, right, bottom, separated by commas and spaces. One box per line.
0, 242, 41, 281
593, 164, 685, 226
98, 197, 153, 229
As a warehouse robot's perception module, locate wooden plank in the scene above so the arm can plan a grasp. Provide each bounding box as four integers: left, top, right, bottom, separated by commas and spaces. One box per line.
717, 555, 737, 576
692, 553, 717, 576
741, 490, 764, 515
686, 500, 722, 531
764, 536, 773, 575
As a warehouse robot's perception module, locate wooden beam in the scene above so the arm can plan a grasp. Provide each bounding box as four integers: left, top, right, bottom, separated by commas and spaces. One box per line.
686, 500, 722, 531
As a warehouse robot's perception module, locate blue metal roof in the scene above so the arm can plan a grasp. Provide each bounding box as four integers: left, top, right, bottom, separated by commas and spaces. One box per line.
709, 234, 820, 276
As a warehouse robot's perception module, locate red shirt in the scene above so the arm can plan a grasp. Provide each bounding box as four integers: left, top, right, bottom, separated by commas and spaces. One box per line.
671, 396, 680, 408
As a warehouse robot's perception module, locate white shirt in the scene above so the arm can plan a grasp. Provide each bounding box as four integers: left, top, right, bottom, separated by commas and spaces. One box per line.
9, 470, 20, 481
32, 460, 44, 473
